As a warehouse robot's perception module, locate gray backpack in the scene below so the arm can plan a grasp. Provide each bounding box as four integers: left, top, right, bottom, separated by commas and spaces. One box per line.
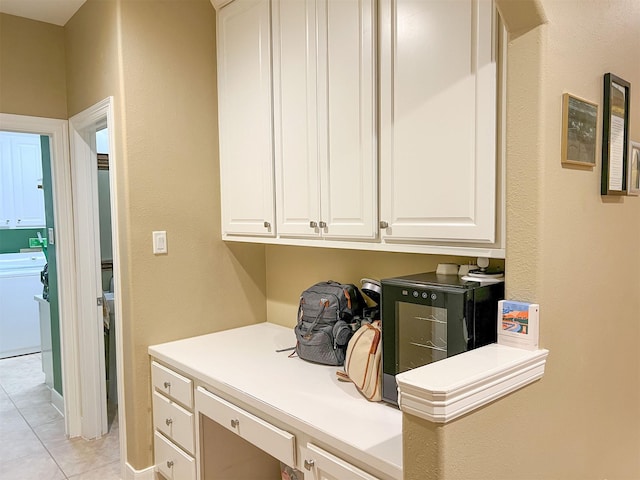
294, 281, 365, 366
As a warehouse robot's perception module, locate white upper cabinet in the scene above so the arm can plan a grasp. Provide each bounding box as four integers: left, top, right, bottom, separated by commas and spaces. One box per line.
272, 0, 377, 240
217, 0, 276, 237
0, 132, 46, 229
379, 0, 497, 243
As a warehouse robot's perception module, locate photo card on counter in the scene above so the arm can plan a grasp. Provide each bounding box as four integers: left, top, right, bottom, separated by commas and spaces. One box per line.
497, 300, 540, 351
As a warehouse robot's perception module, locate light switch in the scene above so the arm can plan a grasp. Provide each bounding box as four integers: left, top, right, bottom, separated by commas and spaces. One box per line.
152, 231, 168, 254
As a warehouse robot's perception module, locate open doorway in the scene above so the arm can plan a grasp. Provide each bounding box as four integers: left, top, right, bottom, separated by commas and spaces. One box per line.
1, 102, 126, 475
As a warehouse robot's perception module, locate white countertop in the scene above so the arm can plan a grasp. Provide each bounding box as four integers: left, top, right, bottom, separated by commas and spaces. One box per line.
149, 322, 402, 479
396, 343, 549, 423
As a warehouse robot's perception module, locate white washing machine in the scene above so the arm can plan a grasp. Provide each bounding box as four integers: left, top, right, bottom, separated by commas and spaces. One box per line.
0, 252, 46, 358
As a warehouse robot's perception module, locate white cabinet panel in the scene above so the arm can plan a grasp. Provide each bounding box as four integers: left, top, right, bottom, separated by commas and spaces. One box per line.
272, 0, 320, 237
379, 0, 496, 243
196, 386, 296, 468
300, 443, 380, 480
152, 391, 195, 454
217, 0, 276, 237
0, 132, 46, 229
273, 0, 377, 240
154, 431, 196, 480
151, 361, 193, 408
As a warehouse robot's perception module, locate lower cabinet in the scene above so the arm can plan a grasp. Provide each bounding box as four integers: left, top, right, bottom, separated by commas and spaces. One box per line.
154, 431, 196, 480
150, 358, 392, 480
300, 443, 380, 480
195, 386, 296, 467
151, 361, 196, 480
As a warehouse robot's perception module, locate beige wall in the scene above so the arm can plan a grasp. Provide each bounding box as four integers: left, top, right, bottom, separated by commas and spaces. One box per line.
65, 0, 268, 469
0, 14, 67, 119
265, 247, 500, 327
404, 1, 640, 478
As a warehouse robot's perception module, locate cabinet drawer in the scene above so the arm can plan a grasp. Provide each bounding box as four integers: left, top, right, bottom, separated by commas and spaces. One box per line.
153, 391, 195, 454
196, 386, 296, 467
154, 431, 196, 480
151, 361, 193, 408
300, 443, 380, 480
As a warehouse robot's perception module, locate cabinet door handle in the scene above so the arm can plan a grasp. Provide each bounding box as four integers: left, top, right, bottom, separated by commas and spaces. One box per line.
230, 419, 239, 428
379, 221, 389, 229
304, 459, 315, 470
309, 221, 318, 228
165, 418, 173, 426
263, 221, 271, 228
166, 460, 174, 469
318, 221, 326, 228
163, 381, 171, 389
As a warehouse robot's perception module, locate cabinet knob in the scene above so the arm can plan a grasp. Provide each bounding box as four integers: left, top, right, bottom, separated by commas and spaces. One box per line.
163, 381, 171, 389
230, 419, 239, 428
304, 459, 315, 471
379, 221, 389, 229
309, 221, 318, 228
263, 221, 271, 228
318, 221, 326, 228
165, 418, 173, 426
166, 460, 174, 469
17, 219, 21, 223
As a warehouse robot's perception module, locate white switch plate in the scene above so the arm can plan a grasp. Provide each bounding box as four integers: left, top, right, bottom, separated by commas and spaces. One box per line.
152, 231, 167, 254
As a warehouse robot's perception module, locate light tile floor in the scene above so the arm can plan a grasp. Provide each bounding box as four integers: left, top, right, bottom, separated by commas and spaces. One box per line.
0, 353, 121, 479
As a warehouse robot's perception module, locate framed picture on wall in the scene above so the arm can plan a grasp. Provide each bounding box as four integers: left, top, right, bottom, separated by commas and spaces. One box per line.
601, 73, 631, 195
561, 93, 598, 167
629, 141, 640, 196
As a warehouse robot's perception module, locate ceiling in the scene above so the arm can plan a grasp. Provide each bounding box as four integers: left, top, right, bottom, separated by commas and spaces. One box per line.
0, 0, 87, 26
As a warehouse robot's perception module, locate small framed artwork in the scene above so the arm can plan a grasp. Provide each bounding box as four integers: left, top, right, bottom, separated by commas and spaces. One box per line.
601, 73, 631, 195
561, 93, 598, 167
629, 141, 640, 196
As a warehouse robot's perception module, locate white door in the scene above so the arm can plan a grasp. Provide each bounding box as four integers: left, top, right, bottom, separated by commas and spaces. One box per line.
217, 0, 276, 237
273, 0, 377, 240
379, 0, 497, 243
300, 443, 380, 480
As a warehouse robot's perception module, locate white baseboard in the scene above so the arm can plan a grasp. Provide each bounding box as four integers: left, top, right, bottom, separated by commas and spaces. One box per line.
51, 388, 64, 416
125, 462, 155, 480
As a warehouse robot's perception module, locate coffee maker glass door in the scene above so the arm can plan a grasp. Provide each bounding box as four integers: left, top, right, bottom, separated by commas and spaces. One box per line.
398, 302, 449, 372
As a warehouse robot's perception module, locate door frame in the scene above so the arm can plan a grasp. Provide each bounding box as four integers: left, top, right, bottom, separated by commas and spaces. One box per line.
0, 113, 82, 433
1, 102, 127, 469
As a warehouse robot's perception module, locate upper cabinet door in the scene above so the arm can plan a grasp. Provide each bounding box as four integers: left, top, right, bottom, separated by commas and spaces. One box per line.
318, 0, 377, 240
273, 0, 377, 240
217, 0, 276, 237
379, 0, 497, 243
272, 0, 321, 237
0, 132, 45, 229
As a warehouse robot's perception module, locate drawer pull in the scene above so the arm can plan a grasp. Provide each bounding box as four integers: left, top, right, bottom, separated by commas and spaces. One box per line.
165, 418, 173, 426
230, 419, 239, 428
304, 459, 315, 470
166, 460, 174, 469
163, 381, 171, 389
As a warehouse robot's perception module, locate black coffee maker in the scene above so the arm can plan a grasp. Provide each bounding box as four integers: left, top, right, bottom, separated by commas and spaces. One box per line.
360, 278, 381, 321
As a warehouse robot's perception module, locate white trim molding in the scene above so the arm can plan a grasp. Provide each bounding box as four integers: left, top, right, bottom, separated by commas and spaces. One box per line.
124, 463, 155, 480
396, 343, 549, 423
